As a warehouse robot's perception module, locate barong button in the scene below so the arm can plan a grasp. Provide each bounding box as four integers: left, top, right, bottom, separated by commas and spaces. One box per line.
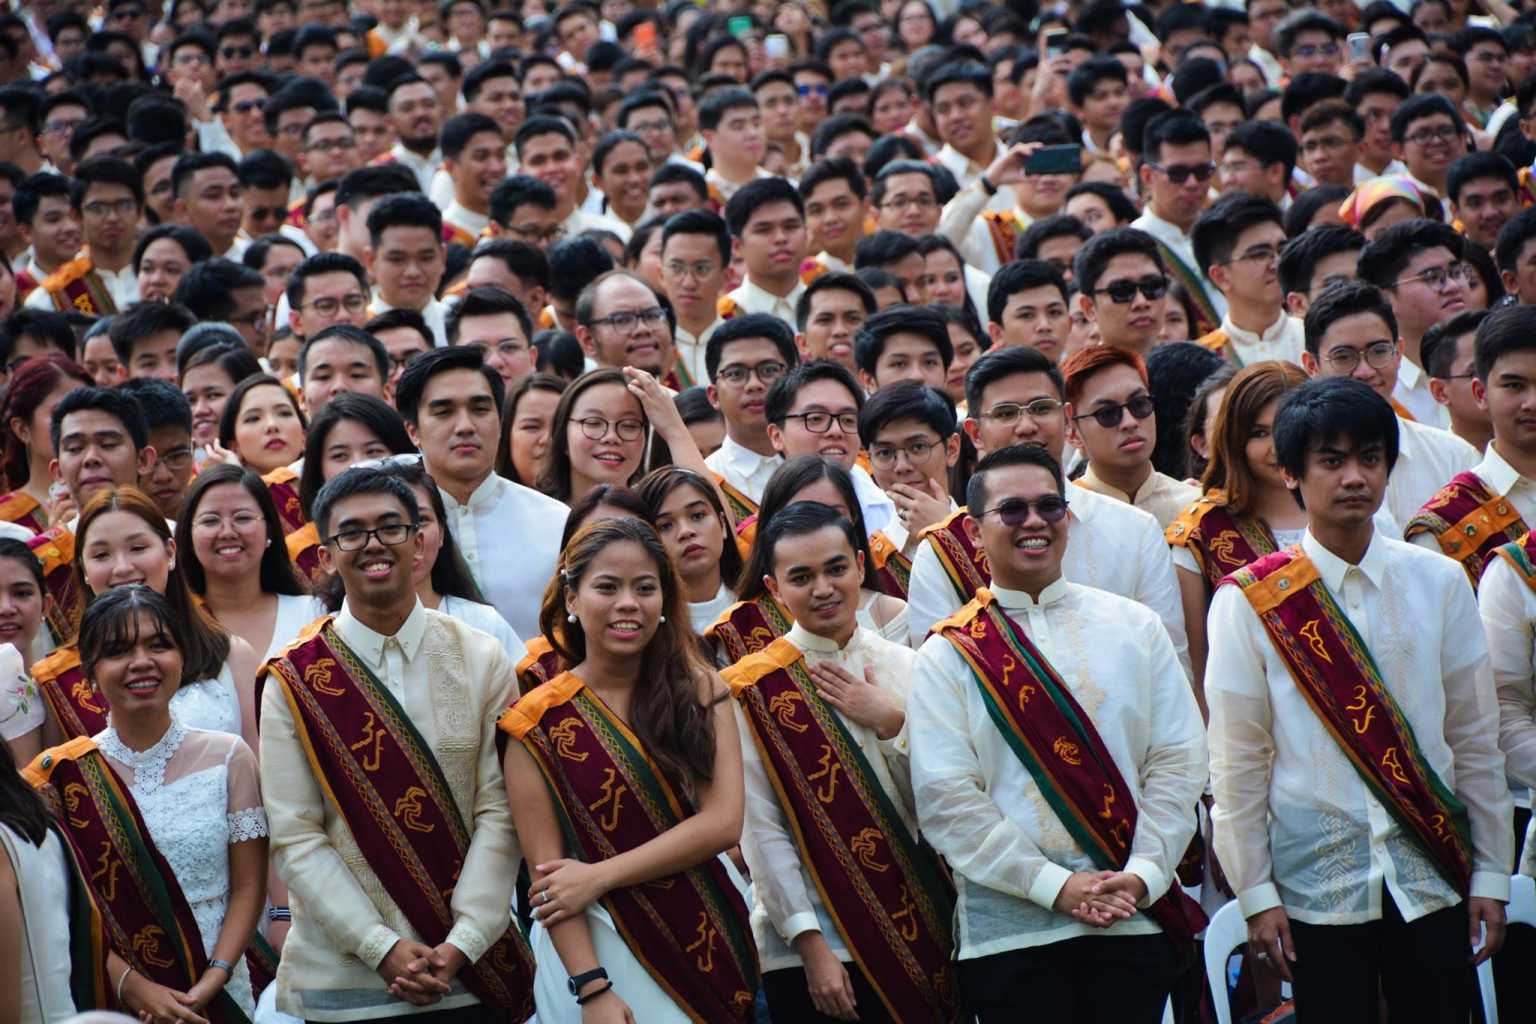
1277, 578, 1290, 590
1465, 524, 1479, 536
1171, 524, 1184, 535
1449, 541, 1462, 552
40, 754, 51, 769
1498, 504, 1510, 516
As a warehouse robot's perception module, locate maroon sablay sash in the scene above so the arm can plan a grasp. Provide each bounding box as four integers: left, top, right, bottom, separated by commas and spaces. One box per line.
1404, 472, 1527, 589
32, 645, 98, 739
703, 593, 794, 665
1165, 492, 1277, 591
261, 467, 307, 535
0, 488, 47, 533
498, 673, 759, 1022
283, 522, 325, 587
261, 620, 536, 1016
937, 590, 1207, 956
24, 739, 252, 1023
29, 524, 80, 645
1224, 549, 1474, 895
724, 639, 957, 1021
868, 530, 911, 600
918, 507, 990, 604
514, 634, 563, 696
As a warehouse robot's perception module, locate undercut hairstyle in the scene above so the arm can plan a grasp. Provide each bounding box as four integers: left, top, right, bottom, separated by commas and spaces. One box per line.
50, 385, 149, 453
364, 308, 434, 353
661, 209, 731, 266
394, 344, 505, 426
764, 359, 864, 427
1421, 309, 1486, 379
1473, 304, 1536, 381
365, 192, 443, 249
1446, 151, 1518, 205
1273, 375, 1399, 479
1277, 225, 1366, 297
445, 286, 533, 347
704, 313, 799, 382
298, 324, 390, 383
854, 305, 953, 377
312, 464, 421, 541
987, 260, 1068, 324
169, 259, 265, 323
723, 177, 803, 237
1192, 193, 1285, 276
1224, 120, 1299, 183
857, 378, 957, 449
237, 148, 294, 191
1357, 219, 1465, 290
1060, 344, 1148, 408
546, 237, 615, 306
119, 378, 191, 439
964, 345, 1064, 415
107, 302, 197, 366
470, 238, 551, 291
1073, 227, 1165, 296
795, 272, 878, 331
170, 150, 238, 199
965, 444, 1065, 518
1302, 279, 1399, 356
441, 111, 503, 162
1141, 111, 1210, 165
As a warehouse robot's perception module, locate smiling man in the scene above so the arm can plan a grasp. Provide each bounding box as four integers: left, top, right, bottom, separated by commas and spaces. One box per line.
25, 158, 140, 315
1447, 152, 1519, 254
574, 270, 679, 386
1391, 94, 1468, 214
858, 379, 960, 567
441, 112, 507, 247
702, 314, 802, 518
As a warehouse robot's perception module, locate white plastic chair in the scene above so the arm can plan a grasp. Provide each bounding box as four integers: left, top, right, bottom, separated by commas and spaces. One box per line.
1202, 897, 1499, 1024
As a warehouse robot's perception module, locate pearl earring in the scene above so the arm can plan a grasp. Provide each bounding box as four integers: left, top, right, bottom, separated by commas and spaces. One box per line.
567, 612, 577, 623
659, 614, 666, 623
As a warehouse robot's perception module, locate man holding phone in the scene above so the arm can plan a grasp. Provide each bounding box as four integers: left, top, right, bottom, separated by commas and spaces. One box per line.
940, 137, 1081, 275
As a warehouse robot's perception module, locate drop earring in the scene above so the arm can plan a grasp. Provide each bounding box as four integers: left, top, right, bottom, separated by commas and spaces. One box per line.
567, 612, 577, 623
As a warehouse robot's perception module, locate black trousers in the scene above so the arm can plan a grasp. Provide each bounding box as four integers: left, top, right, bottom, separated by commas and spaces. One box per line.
1495, 804, 1535, 1023
762, 963, 898, 1024
1288, 890, 1474, 1024
307, 1005, 494, 1024
958, 933, 1177, 1024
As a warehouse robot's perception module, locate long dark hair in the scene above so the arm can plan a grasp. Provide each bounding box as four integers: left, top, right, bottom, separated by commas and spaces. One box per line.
217, 373, 309, 451
635, 466, 743, 590
539, 517, 719, 792
495, 372, 568, 485
176, 464, 308, 598
75, 487, 230, 681
1202, 361, 1307, 515
559, 484, 651, 550
1, 355, 92, 490
737, 456, 881, 600
0, 733, 49, 846
298, 393, 417, 519
538, 367, 659, 503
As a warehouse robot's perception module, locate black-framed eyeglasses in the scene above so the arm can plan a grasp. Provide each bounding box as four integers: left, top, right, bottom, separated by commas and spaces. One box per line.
1073, 393, 1156, 429
1323, 340, 1398, 373
1146, 161, 1215, 185
1093, 275, 1168, 304
584, 307, 667, 333
783, 410, 859, 433
326, 523, 416, 551
978, 495, 1070, 526
715, 360, 787, 386
576, 415, 646, 441
301, 293, 369, 316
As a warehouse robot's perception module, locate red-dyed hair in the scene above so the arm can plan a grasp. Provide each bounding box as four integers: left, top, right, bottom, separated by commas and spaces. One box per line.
1, 355, 93, 491
1059, 345, 1149, 406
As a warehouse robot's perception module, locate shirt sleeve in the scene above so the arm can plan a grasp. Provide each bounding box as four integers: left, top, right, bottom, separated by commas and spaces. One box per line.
1124, 615, 1207, 905
1438, 569, 1514, 901
938, 183, 1000, 275
1130, 512, 1192, 678
908, 636, 1073, 911
905, 541, 962, 650
196, 118, 242, 160
1205, 583, 1284, 918
733, 703, 823, 945
259, 675, 399, 969
1481, 556, 1536, 791
446, 639, 521, 963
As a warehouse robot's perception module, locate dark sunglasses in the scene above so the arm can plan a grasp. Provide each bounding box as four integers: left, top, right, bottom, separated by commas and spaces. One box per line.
1149, 160, 1215, 185
1073, 393, 1156, 430
979, 495, 1070, 526
221, 44, 255, 59
1094, 275, 1168, 304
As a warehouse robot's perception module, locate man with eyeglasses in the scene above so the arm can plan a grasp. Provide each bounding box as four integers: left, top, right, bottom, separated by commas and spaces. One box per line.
25, 157, 140, 315
909, 441, 1204, 1024
857, 379, 961, 567
1273, 10, 1346, 78
398, 346, 567, 641
1301, 279, 1479, 530
1359, 218, 1471, 429
36, 91, 87, 175
260, 464, 534, 1024
288, 251, 371, 345
487, 174, 563, 254
1131, 113, 1226, 338
118, 377, 196, 521
447, 287, 534, 392
1218, 121, 1296, 209
1392, 94, 1469, 216
1457, 26, 1510, 128
1073, 227, 1169, 358
1191, 193, 1304, 367
297, 113, 360, 188
1297, 100, 1364, 189
364, 308, 434, 402
904, 345, 1188, 670
701, 314, 802, 519
574, 270, 680, 387
1062, 345, 1197, 529
660, 210, 732, 388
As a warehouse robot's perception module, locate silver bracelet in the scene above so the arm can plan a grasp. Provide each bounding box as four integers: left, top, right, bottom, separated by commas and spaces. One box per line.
267, 906, 292, 922
208, 958, 235, 975
115, 964, 135, 1004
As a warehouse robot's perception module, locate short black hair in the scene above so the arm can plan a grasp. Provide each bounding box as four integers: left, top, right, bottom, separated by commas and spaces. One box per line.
703, 313, 799, 381
107, 302, 197, 365
49, 384, 149, 453
724, 177, 803, 237
857, 378, 957, 449
757, 499, 866, 578
445, 285, 533, 346
1357, 218, 1464, 290
854, 305, 953, 377
1141, 111, 1209, 165
810, 114, 877, 160
1074, 226, 1165, 295
1389, 92, 1465, 144
286, 251, 368, 311
1496, 205, 1536, 274
1421, 309, 1486, 378
795, 271, 877, 331
335, 163, 421, 209
546, 236, 615, 304
0, 310, 74, 365
1118, 96, 1173, 159
1345, 66, 1410, 108
1273, 376, 1399, 480
854, 229, 921, 270
1016, 215, 1091, 262
299, 324, 390, 383
489, 174, 557, 227
1277, 224, 1366, 297
797, 156, 867, 204
118, 376, 192, 434
1473, 304, 1536, 381
660, 208, 731, 266
1064, 180, 1140, 225
1302, 279, 1398, 356
70, 156, 142, 210
1067, 55, 1128, 108
966, 443, 1064, 516
364, 308, 435, 353
697, 85, 758, 132
366, 192, 443, 249
394, 344, 505, 425
12, 171, 71, 227
964, 345, 1063, 414
170, 150, 238, 199
170, 259, 264, 322
1274, 9, 1344, 56
1284, 184, 1353, 237
987, 260, 1068, 323
1446, 151, 1518, 205
648, 161, 709, 201
469, 238, 550, 290
1224, 120, 1299, 183
1192, 192, 1285, 276
312, 464, 420, 540
869, 159, 938, 208
441, 111, 503, 162
236, 147, 294, 191
764, 358, 864, 427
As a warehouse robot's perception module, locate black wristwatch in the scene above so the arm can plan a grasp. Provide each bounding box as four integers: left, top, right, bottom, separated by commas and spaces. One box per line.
568, 967, 609, 997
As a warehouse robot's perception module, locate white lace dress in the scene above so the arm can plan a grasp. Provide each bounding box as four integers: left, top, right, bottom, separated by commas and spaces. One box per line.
94, 717, 268, 1015
169, 662, 242, 737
